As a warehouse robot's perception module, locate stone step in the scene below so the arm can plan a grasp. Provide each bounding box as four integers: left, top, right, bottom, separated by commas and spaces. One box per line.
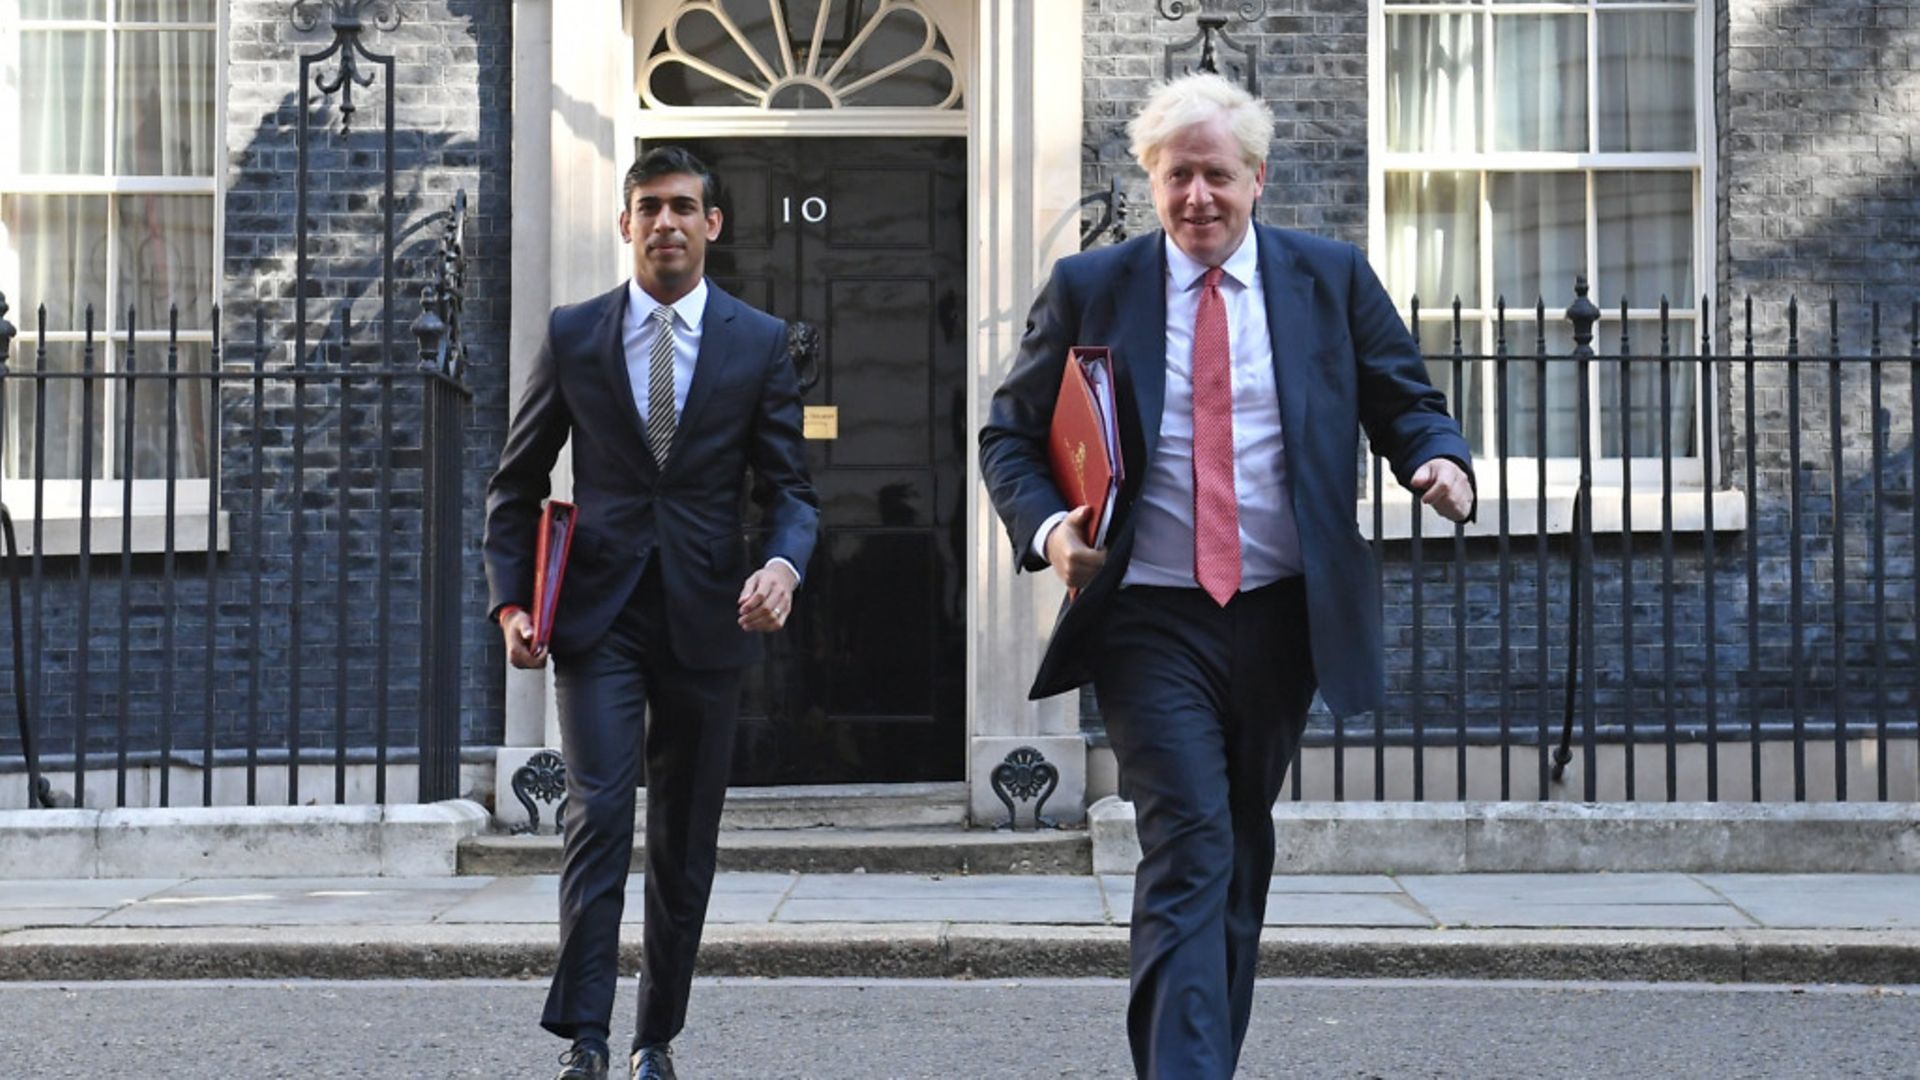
497, 780, 973, 834
659, 782, 971, 831
458, 827, 1090, 876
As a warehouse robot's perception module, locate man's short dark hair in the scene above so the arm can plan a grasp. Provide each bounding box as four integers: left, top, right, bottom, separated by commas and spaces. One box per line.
624, 146, 719, 212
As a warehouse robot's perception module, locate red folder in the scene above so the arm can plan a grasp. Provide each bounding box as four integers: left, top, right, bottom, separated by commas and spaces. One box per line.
1048, 346, 1124, 548
530, 500, 577, 654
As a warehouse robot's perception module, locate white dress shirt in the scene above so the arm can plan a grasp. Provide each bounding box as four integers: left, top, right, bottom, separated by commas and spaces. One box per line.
625, 276, 707, 425
1035, 229, 1303, 590
624, 277, 801, 587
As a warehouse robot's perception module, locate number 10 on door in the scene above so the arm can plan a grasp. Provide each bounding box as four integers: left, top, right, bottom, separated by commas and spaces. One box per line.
783, 196, 827, 224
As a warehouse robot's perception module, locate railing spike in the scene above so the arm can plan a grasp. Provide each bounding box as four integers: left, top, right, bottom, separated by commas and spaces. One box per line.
0, 289, 14, 371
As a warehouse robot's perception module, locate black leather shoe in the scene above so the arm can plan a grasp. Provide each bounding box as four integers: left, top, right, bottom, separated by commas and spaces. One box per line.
555, 1040, 610, 1080
629, 1043, 678, 1080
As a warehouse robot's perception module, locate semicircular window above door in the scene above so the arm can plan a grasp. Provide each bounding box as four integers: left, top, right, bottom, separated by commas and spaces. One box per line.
642, 0, 964, 111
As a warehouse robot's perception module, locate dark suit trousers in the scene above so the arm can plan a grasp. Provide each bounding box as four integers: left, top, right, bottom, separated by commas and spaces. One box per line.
541, 564, 741, 1049
1094, 579, 1316, 1080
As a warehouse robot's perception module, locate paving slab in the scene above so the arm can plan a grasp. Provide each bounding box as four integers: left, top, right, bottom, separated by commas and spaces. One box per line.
0, 907, 115, 930
1397, 873, 1756, 929
433, 874, 558, 924
1695, 873, 1920, 929
0, 879, 178, 909
776, 874, 1104, 924
1263, 875, 1404, 894
1400, 872, 1726, 905
782, 873, 1103, 901
1096, 875, 1405, 898
1261, 892, 1434, 928
437, 873, 798, 926
1097, 878, 1433, 928
92, 877, 490, 928
775, 895, 1107, 925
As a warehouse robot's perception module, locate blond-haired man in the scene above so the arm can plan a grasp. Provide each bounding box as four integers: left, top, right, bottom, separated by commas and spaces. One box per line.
980, 74, 1473, 1077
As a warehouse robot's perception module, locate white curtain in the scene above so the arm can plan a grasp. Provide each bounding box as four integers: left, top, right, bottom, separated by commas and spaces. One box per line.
1600, 12, 1696, 152
1385, 172, 1478, 311
1386, 13, 1478, 154
1492, 174, 1585, 457
1494, 15, 1587, 153
8, 12, 216, 481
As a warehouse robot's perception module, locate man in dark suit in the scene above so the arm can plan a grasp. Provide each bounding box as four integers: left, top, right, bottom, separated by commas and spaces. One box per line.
979, 74, 1474, 1078
484, 146, 818, 1080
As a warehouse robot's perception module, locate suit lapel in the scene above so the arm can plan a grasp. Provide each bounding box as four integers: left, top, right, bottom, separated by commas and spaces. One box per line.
1257, 224, 1312, 462
1116, 234, 1170, 466
593, 285, 661, 476
668, 282, 738, 475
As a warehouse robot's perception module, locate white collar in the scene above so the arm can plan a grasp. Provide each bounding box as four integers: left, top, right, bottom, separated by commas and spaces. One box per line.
627, 277, 708, 331
1165, 227, 1257, 292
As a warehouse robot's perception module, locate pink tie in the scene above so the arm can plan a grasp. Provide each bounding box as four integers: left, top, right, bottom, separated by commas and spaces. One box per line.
1192, 266, 1241, 607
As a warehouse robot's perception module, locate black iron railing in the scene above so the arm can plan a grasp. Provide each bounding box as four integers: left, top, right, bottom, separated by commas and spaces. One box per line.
0, 195, 471, 811
1309, 280, 1920, 803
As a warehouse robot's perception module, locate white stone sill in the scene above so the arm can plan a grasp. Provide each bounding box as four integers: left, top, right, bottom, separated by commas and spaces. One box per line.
1358, 488, 1749, 541
3, 511, 232, 557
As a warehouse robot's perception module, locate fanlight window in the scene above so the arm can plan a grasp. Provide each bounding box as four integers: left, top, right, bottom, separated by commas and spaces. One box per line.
643, 0, 962, 110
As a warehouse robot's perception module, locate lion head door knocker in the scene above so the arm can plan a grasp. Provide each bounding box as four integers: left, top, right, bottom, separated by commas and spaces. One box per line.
786, 320, 822, 394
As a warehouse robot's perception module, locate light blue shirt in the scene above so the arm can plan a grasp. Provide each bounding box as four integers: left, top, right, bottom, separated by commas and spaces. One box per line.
1035, 228, 1302, 589
623, 277, 801, 588
625, 276, 707, 426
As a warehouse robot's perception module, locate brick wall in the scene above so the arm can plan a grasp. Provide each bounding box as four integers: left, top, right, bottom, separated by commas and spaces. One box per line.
0, 0, 512, 789
1082, 0, 1372, 243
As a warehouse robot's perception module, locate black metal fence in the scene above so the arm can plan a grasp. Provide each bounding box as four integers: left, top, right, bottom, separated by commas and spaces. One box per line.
0, 195, 471, 811
1318, 280, 1919, 804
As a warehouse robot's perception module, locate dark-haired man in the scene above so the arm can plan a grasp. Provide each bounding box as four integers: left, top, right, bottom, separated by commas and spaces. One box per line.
484, 146, 818, 1080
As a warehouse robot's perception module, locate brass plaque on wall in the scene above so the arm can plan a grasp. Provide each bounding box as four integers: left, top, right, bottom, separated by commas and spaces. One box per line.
803, 405, 839, 440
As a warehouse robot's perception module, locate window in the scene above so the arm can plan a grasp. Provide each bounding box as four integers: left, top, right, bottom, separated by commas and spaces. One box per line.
0, 0, 221, 518
639, 0, 962, 111
1369, 0, 1709, 487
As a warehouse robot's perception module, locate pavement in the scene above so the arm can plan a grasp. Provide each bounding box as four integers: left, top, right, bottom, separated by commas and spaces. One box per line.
2, 870, 1917, 986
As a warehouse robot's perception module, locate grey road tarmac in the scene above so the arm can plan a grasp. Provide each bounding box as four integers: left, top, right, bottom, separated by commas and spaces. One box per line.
1, 977, 1915, 1079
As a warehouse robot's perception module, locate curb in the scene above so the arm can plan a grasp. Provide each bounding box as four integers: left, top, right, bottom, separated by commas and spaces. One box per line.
4, 925, 1917, 986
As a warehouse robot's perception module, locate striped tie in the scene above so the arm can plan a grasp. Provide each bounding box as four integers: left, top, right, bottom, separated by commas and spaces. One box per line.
646, 304, 676, 464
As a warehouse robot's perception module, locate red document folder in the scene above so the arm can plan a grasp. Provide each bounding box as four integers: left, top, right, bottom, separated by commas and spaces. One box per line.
1048, 346, 1124, 549
530, 499, 577, 654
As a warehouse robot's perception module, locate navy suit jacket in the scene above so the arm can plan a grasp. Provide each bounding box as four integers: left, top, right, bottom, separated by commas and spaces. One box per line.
484, 281, 819, 669
979, 225, 1473, 716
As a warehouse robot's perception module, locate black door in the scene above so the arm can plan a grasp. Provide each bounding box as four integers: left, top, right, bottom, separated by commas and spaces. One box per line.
649, 136, 968, 785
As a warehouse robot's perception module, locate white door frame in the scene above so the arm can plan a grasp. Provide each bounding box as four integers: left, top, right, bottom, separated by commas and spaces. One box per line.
506, 0, 1089, 827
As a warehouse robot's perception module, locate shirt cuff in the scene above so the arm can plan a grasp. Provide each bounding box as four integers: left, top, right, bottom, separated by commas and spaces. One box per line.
766, 557, 803, 587
1031, 510, 1071, 562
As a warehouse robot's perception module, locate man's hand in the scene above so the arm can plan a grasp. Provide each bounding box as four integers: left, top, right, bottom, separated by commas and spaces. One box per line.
1411, 458, 1474, 523
738, 561, 799, 633
501, 607, 546, 670
1044, 505, 1107, 590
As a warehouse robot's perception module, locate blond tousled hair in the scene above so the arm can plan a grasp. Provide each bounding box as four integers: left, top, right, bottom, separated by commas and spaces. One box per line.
1127, 72, 1272, 173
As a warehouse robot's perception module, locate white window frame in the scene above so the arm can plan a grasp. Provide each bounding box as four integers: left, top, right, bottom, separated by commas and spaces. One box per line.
0, 0, 226, 548
1364, 0, 1728, 535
